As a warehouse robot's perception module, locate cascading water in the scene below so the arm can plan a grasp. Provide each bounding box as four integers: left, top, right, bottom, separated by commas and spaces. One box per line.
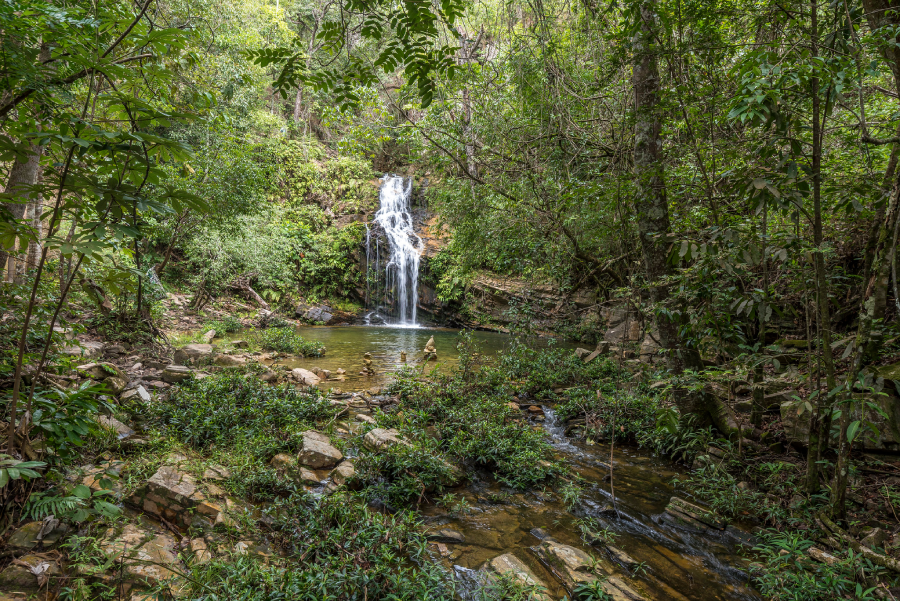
365, 175, 423, 326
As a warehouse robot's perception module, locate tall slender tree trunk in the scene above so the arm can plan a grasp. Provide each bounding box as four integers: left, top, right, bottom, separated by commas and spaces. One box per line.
806, 0, 840, 494
632, 0, 708, 420
1, 141, 43, 282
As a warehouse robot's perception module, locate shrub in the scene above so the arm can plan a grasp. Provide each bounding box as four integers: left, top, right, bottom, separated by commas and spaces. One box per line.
204, 315, 242, 334
153, 372, 336, 458
258, 327, 325, 357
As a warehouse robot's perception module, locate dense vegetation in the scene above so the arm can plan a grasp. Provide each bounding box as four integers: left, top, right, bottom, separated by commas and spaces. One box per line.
5, 0, 900, 598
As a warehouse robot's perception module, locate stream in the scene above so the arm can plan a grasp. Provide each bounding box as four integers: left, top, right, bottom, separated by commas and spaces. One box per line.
255, 326, 761, 600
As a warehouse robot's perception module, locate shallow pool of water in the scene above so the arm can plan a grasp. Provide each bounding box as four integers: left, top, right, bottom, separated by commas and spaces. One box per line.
256, 326, 577, 391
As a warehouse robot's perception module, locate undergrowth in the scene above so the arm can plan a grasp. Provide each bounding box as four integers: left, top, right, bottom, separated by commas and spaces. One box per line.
258, 327, 326, 356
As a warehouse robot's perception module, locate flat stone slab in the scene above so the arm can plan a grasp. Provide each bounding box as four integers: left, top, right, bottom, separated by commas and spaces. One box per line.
664, 496, 726, 530
533, 539, 644, 600
427, 528, 465, 544
362, 428, 407, 452
162, 365, 193, 383
292, 368, 321, 387
484, 553, 550, 600
99, 524, 179, 591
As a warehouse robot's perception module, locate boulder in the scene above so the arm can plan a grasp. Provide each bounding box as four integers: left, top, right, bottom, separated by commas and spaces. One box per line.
202, 329, 216, 343
97, 416, 135, 440
297, 431, 342, 469
484, 553, 550, 600
77, 362, 125, 380
298, 467, 321, 485
127, 465, 225, 529
0, 553, 62, 591
861, 527, 889, 550
81, 460, 126, 497
104, 376, 128, 395
331, 461, 357, 487
363, 428, 406, 452
574, 348, 591, 360
301, 305, 334, 324
780, 393, 900, 450
60, 340, 104, 359
292, 368, 321, 387
232, 339, 249, 349
162, 365, 193, 384
213, 354, 246, 367
270, 453, 296, 471
602, 306, 641, 344
173, 344, 213, 366
190, 538, 212, 564
120, 385, 151, 406
354, 413, 376, 424
639, 332, 661, 363
7, 520, 67, 551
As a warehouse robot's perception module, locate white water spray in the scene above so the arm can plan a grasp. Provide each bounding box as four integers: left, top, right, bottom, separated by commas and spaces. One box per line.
373, 175, 422, 325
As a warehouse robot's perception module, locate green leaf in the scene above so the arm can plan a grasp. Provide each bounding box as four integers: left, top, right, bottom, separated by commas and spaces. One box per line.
73, 484, 91, 499
847, 420, 861, 443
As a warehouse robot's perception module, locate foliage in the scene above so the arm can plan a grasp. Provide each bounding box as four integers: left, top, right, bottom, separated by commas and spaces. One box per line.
205, 315, 243, 334
27, 483, 121, 523
29, 382, 115, 461
0, 455, 45, 488
751, 530, 888, 601
258, 327, 326, 356
153, 371, 337, 459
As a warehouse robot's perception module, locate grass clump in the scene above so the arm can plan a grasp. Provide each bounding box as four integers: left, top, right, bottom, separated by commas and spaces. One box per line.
173, 491, 451, 600
204, 315, 242, 334
153, 372, 337, 459
258, 327, 325, 356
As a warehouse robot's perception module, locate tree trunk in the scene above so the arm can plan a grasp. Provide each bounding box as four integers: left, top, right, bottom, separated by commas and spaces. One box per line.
25, 196, 43, 273
0, 142, 42, 282
632, 0, 708, 421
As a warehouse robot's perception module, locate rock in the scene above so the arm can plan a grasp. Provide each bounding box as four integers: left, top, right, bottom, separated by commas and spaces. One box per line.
484, 553, 550, 600
602, 306, 642, 344
190, 538, 212, 564
427, 528, 465, 544
213, 354, 246, 367
506, 401, 521, 411
97, 416, 135, 440
606, 545, 639, 569
584, 349, 604, 363
354, 413, 376, 424
292, 368, 321, 387
202, 329, 216, 343
173, 344, 213, 366
331, 461, 357, 487
336, 368, 346, 375
362, 428, 406, 452
736, 481, 751, 491
532, 539, 643, 600
764, 389, 799, 409
128, 465, 225, 529
639, 332, 661, 363
425, 336, 435, 349
202, 465, 231, 481
297, 431, 342, 469
7, 520, 67, 550
77, 362, 125, 380
808, 546, 839, 566
82, 460, 126, 496
311, 367, 330, 380
270, 453, 296, 471
298, 467, 320, 485
663, 497, 726, 530
861, 527, 888, 550
595, 341, 611, 354
301, 305, 334, 324
120, 385, 152, 406
781, 392, 900, 450
162, 365, 193, 384
400, 351, 407, 361
60, 340, 104, 359
99, 524, 179, 592
104, 376, 129, 394
574, 348, 592, 359
232, 339, 249, 349
0, 553, 62, 591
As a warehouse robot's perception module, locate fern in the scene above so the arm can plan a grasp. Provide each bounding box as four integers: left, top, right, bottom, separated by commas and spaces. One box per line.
27, 492, 84, 520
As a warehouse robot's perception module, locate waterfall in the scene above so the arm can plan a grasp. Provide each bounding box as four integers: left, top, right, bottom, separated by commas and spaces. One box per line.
369, 175, 422, 326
